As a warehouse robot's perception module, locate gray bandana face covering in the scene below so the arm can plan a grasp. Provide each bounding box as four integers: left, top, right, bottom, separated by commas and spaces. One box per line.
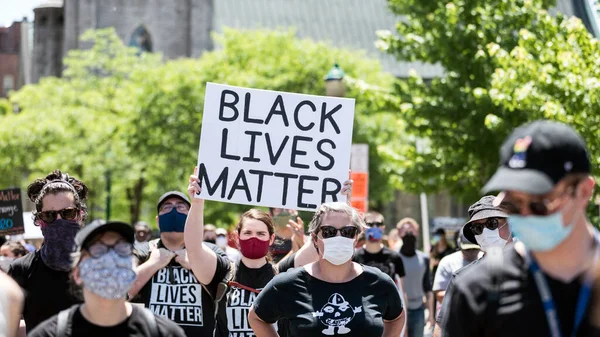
79, 250, 136, 299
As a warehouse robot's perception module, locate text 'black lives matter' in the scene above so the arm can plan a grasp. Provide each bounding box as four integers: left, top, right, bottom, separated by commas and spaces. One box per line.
149, 266, 204, 326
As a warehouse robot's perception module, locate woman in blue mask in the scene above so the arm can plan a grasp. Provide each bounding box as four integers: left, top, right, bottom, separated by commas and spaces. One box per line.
28, 220, 185, 337
8, 170, 88, 334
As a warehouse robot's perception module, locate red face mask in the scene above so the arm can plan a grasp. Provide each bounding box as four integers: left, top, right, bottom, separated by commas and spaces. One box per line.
239, 237, 270, 259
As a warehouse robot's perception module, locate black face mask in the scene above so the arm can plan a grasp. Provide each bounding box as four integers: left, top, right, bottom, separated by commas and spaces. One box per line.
400, 234, 417, 256
204, 238, 216, 244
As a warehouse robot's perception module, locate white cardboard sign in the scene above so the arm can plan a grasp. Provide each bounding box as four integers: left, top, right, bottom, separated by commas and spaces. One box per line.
196, 83, 355, 211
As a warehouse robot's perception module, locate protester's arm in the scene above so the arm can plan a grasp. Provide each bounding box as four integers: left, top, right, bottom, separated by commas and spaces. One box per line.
382, 276, 405, 337
433, 323, 443, 337
248, 308, 279, 337
383, 311, 405, 337
432, 257, 452, 303
129, 247, 175, 297
423, 257, 435, 327
184, 168, 219, 285
291, 236, 320, 268
0, 272, 23, 337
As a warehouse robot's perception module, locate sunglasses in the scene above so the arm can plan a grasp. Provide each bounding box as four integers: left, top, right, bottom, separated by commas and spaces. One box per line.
87, 241, 133, 258
470, 218, 505, 235
319, 225, 359, 239
365, 221, 383, 227
502, 181, 581, 216
37, 207, 78, 224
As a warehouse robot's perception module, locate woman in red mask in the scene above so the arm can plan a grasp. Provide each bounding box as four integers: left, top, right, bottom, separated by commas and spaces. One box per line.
184, 168, 277, 337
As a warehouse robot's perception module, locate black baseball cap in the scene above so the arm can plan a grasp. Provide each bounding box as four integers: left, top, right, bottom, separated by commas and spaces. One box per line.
482, 120, 590, 195
156, 191, 191, 213
74, 221, 135, 252
462, 196, 508, 244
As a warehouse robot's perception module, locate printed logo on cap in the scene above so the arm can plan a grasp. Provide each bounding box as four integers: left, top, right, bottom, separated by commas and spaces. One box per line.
508, 136, 532, 169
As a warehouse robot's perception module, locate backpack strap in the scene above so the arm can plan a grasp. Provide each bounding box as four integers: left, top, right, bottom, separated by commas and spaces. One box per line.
139, 306, 159, 337
56, 304, 80, 337
485, 246, 504, 337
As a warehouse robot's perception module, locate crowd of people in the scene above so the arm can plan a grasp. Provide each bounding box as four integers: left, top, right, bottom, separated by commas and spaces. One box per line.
1, 119, 600, 337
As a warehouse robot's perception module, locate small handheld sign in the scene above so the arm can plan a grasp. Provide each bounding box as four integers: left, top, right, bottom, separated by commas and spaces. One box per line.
0, 188, 24, 235
196, 83, 355, 211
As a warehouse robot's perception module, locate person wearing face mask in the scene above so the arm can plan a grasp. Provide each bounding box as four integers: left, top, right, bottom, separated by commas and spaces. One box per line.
433, 195, 511, 337
443, 120, 599, 337
215, 228, 241, 265
28, 220, 185, 337
397, 218, 434, 337
248, 202, 405, 337
429, 228, 454, 285
128, 189, 231, 336
0, 242, 28, 273
185, 172, 278, 336
8, 170, 88, 333
134, 221, 152, 246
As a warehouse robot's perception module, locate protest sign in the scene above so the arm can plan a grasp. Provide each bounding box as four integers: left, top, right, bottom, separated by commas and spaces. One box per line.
197, 83, 355, 211
0, 188, 24, 235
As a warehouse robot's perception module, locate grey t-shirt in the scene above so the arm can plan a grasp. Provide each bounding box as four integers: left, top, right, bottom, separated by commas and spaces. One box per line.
398, 250, 431, 310
432, 251, 480, 292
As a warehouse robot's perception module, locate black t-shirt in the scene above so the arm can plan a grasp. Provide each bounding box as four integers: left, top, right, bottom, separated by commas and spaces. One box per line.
353, 247, 406, 280
253, 265, 403, 337
435, 258, 479, 324
276, 252, 296, 274
8, 251, 82, 332
442, 245, 596, 337
28, 304, 186, 337
215, 261, 276, 337
269, 236, 292, 264
134, 240, 230, 337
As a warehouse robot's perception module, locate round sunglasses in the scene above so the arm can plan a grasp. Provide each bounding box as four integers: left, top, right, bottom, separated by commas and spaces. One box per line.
470, 218, 506, 235
87, 241, 133, 258
319, 225, 359, 239
37, 207, 78, 224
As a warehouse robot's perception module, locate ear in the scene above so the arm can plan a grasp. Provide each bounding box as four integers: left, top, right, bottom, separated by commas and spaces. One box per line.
72, 267, 83, 286
269, 233, 276, 246
579, 176, 595, 201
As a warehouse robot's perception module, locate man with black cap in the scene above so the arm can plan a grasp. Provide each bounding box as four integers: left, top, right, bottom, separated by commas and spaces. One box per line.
443, 120, 598, 337
128, 191, 231, 337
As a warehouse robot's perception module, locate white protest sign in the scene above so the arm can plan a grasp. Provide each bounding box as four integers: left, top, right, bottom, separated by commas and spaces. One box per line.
196, 83, 355, 211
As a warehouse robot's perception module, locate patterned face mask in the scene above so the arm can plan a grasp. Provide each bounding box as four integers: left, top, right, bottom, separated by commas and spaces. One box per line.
78, 250, 136, 299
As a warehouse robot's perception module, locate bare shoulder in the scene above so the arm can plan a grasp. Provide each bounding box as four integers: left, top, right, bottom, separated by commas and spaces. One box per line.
0, 272, 23, 302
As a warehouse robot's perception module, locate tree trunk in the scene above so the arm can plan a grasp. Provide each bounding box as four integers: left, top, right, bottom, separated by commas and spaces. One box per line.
127, 175, 145, 225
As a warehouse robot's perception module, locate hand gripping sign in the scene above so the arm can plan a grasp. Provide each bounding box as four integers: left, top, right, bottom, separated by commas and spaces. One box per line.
196, 83, 355, 211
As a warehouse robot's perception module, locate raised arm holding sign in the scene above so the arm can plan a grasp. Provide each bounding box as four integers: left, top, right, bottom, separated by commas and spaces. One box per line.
196, 83, 355, 211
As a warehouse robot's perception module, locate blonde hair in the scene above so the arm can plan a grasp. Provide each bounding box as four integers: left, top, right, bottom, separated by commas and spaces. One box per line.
308, 202, 366, 235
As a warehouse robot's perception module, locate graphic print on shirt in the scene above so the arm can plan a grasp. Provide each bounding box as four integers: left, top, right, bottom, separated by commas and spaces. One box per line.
149, 266, 203, 326
226, 286, 260, 336
312, 293, 363, 335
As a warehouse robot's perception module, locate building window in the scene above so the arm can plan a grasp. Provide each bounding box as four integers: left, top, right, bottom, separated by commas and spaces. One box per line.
3, 75, 14, 95
128, 25, 152, 53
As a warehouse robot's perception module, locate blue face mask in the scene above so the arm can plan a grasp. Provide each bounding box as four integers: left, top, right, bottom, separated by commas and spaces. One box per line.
508, 201, 578, 252
158, 208, 188, 233
365, 227, 383, 241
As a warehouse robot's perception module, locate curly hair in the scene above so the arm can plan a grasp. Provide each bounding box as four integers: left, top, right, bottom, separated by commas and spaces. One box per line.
27, 170, 89, 223
1, 242, 28, 258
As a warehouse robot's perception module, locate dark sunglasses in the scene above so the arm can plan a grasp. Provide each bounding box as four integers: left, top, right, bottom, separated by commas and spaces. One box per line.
502, 181, 581, 216
319, 225, 359, 239
86, 241, 133, 258
365, 221, 383, 227
470, 218, 505, 235
37, 207, 78, 224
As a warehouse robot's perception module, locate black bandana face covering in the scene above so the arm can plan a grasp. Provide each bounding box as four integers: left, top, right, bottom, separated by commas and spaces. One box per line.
40, 219, 80, 271
400, 234, 417, 256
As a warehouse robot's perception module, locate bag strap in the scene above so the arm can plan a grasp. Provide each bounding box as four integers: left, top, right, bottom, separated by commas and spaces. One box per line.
56, 305, 80, 337
485, 246, 504, 337
139, 306, 159, 337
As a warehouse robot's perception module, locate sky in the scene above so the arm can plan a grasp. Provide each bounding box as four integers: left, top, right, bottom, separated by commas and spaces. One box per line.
0, 0, 42, 27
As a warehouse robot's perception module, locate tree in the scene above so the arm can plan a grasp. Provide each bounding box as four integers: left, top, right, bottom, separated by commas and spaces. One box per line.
1, 27, 406, 226
377, 0, 571, 203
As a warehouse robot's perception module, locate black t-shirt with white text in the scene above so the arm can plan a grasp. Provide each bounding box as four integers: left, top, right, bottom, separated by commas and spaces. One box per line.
353, 247, 406, 280
442, 245, 596, 337
215, 261, 276, 337
134, 240, 230, 337
8, 251, 82, 332
28, 304, 186, 337
253, 265, 403, 337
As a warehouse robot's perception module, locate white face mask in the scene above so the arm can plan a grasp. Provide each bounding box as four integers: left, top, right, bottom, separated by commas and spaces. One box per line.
321, 236, 355, 265
216, 236, 228, 249
0, 256, 15, 272
475, 228, 508, 252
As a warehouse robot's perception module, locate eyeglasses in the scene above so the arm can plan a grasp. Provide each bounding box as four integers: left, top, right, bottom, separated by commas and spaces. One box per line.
470, 218, 506, 235
86, 241, 133, 258
37, 207, 78, 223
160, 203, 189, 213
319, 225, 359, 239
502, 180, 580, 216
365, 221, 383, 227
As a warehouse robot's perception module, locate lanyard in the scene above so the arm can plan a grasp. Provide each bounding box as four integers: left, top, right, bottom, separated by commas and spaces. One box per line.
526, 234, 599, 337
